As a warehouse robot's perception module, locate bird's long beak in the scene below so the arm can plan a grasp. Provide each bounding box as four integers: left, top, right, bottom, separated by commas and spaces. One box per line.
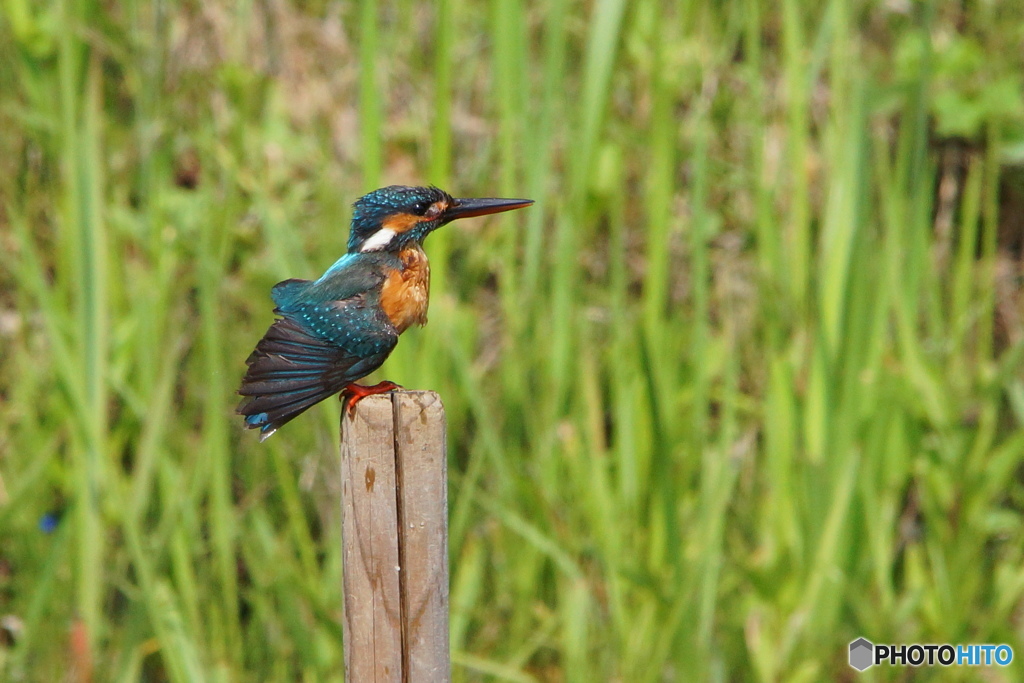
445, 197, 534, 221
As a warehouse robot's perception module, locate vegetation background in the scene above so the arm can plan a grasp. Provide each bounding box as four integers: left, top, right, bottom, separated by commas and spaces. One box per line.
2, 0, 1023, 680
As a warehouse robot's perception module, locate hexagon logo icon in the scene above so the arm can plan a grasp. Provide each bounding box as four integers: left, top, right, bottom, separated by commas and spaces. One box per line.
849, 638, 874, 671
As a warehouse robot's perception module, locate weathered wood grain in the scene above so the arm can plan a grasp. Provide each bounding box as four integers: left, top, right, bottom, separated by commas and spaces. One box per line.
340, 390, 450, 683
341, 394, 403, 682
393, 391, 449, 681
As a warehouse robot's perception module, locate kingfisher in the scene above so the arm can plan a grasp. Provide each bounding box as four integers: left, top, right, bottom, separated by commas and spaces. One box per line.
237, 185, 533, 441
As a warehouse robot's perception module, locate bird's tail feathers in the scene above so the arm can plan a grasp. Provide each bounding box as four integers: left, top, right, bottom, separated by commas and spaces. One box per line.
237, 317, 354, 439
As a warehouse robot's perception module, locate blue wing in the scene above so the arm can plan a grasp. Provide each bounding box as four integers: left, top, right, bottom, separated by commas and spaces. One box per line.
237, 253, 400, 440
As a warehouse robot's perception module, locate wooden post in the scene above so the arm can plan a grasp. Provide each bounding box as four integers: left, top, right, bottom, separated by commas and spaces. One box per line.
341, 391, 450, 682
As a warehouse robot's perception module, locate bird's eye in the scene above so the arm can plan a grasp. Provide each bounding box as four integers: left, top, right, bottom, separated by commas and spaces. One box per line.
412, 201, 428, 215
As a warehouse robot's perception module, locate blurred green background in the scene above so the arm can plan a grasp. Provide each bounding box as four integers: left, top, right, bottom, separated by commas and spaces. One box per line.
2, 0, 1024, 680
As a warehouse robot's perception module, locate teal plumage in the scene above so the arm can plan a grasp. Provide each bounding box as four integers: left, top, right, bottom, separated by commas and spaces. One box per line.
237, 185, 533, 440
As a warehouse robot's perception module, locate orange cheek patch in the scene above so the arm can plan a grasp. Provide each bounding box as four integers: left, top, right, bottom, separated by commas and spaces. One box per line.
381, 200, 450, 233
382, 212, 426, 233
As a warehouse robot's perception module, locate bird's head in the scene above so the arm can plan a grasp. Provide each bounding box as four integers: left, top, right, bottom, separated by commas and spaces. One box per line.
347, 185, 533, 254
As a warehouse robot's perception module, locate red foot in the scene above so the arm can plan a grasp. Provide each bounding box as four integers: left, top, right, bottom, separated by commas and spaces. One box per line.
341, 381, 402, 415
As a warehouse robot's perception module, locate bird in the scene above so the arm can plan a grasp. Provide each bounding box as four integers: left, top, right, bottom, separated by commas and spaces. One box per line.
237, 185, 533, 441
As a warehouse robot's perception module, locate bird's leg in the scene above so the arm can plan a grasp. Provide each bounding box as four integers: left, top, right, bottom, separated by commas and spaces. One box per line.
340, 381, 403, 415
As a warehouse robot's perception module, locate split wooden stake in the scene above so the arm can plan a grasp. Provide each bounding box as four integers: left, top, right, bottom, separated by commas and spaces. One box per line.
340, 391, 449, 682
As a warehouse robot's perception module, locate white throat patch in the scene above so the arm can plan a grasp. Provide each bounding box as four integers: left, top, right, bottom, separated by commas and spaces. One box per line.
359, 228, 398, 252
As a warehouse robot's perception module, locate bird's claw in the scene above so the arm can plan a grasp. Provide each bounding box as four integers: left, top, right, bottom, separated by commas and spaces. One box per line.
341, 381, 403, 416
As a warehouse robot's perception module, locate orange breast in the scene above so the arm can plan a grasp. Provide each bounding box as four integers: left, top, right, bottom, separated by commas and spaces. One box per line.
380, 245, 431, 333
